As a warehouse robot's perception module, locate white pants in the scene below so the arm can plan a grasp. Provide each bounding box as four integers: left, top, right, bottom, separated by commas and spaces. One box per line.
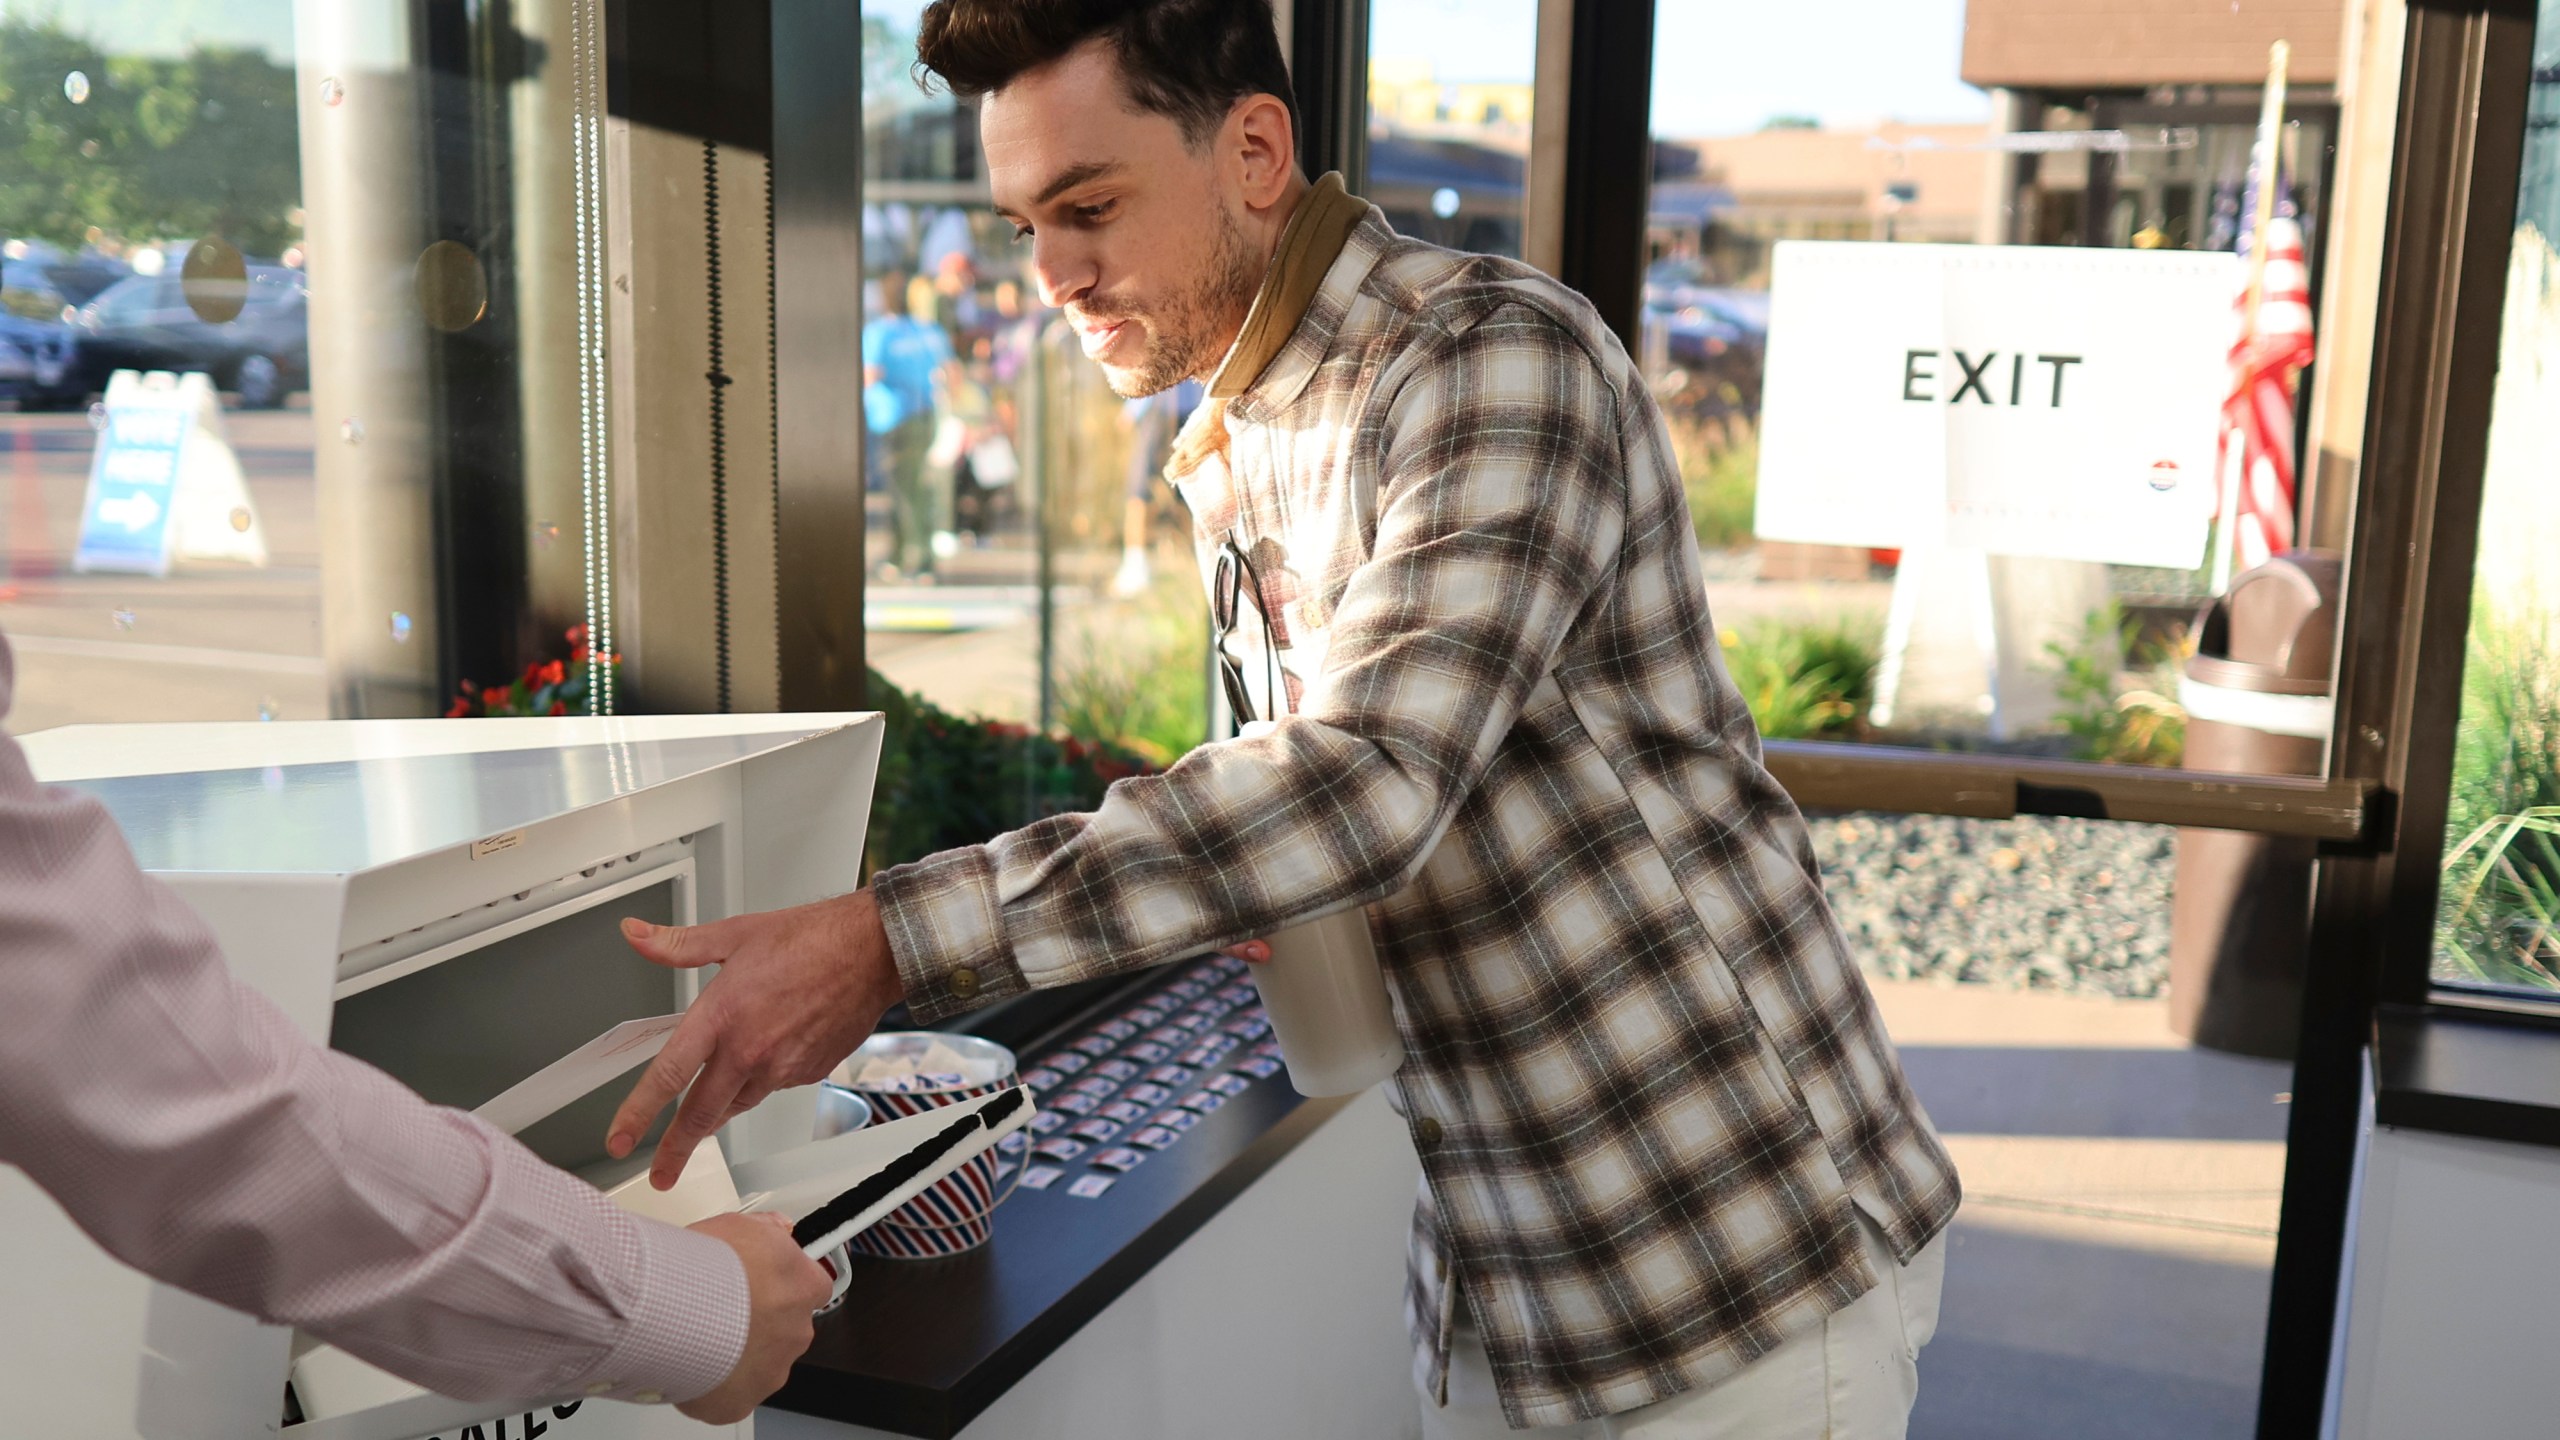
1420, 1215, 1946, 1440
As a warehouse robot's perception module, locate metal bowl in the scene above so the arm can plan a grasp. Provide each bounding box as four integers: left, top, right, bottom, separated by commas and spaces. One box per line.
811, 1082, 874, 1141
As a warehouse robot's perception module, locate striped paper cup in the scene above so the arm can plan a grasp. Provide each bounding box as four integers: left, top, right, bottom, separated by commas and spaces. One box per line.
831, 1032, 1018, 1258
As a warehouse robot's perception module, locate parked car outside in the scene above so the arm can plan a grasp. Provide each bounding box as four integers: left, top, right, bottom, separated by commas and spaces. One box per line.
1641, 262, 1769, 422
38, 255, 133, 309
0, 262, 83, 409
69, 265, 308, 409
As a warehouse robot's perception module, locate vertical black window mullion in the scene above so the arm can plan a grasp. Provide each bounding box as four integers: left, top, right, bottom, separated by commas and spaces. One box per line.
1556, 0, 1655, 353
2257, 3, 2539, 1431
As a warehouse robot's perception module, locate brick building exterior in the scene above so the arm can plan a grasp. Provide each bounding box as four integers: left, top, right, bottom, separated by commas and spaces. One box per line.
1962, 0, 2344, 90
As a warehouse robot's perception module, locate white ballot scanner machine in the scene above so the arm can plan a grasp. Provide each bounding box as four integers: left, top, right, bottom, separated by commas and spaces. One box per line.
0, 713, 892, 1440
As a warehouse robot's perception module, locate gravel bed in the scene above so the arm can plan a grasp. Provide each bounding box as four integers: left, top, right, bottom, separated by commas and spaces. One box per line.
1806, 812, 2179, 999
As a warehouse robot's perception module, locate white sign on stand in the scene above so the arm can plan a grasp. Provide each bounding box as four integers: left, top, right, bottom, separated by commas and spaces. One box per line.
1754, 242, 2239, 569
73, 369, 269, 575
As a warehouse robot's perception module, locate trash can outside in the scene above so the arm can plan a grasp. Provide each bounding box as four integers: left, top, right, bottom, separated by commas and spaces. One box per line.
2169, 551, 2342, 1059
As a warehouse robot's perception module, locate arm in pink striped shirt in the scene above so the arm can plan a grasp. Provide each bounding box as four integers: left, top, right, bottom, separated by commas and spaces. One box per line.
0, 649, 747, 1406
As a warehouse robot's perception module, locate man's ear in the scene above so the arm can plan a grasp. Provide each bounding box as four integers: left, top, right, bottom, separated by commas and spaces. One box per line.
1227, 92, 1299, 214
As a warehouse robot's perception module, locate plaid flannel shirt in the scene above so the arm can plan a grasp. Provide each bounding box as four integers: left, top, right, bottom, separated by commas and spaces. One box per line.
875, 187, 1960, 1429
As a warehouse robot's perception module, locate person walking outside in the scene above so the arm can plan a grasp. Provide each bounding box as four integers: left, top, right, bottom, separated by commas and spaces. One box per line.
1111, 375, 1201, 596
612, 3, 1958, 1435
864, 269, 958, 580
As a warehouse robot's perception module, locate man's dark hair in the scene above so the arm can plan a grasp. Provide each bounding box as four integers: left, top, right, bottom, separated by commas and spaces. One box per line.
915, 0, 1297, 148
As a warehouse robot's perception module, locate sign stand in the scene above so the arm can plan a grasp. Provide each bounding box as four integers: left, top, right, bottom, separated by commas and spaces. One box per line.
73, 370, 268, 577
1871, 543, 1998, 730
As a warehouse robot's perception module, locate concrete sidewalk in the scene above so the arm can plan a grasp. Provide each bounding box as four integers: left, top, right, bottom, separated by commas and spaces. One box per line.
1869, 978, 2293, 1440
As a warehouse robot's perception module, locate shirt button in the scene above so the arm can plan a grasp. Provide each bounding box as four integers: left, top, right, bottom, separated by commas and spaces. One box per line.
950, 967, 981, 1000
585, 1381, 615, 1396
1415, 1116, 1444, 1151
633, 1390, 664, 1405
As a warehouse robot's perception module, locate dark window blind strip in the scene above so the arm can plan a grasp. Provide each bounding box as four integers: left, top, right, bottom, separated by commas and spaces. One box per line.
705, 136, 735, 713
768, 153, 782, 676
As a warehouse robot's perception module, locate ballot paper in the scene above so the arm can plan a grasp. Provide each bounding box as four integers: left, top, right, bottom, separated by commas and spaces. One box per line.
847, 1036, 988, 1091
471, 1012, 683, 1135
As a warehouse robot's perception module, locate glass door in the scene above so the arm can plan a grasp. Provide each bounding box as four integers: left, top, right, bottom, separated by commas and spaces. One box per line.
1365, 0, 1540, 259
1629, 3, 2376, 1433
2432, 2, 2560, 1000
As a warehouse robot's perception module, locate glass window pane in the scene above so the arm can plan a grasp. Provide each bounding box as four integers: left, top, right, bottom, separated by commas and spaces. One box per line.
2433, 0, 2560, 993
1, 0, 615, 731
1366, 0, 1537, 258
1645, 4, 2343, 776
0, 4, 325, 731
860, 3, 1209, 870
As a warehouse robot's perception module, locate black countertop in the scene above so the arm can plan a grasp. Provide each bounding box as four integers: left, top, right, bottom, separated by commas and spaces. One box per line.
767, 956, 1354, 1438
2373, 1002, 2560, 1150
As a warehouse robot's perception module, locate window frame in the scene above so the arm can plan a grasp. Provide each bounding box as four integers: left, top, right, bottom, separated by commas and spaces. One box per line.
2255, 0, 2542, 1430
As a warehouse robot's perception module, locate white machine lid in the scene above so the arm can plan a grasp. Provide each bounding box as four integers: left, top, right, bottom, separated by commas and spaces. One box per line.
38, 717, 860, 875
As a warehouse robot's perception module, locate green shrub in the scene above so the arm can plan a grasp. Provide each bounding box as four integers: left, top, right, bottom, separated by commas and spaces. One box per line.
2441, 809, 2560, 988
1676, 422, 1759, 553
1055, 569, 1210, 767
1720, 616, 1880, 740
2437, 601, 2560, 986
863, 669, 1161, 876
2046, 602, 2188, 767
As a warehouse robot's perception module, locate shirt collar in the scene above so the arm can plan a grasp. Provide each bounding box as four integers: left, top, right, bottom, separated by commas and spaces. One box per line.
1167, 173, 1382, 484
1206, 171, 1374, 405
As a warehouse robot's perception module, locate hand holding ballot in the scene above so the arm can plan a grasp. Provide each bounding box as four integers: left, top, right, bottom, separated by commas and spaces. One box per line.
609, 889, 907, 1189
677, 1212, 833, 1424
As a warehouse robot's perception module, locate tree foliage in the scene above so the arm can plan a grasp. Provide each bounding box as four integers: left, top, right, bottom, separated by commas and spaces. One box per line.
0, 18, 301, 256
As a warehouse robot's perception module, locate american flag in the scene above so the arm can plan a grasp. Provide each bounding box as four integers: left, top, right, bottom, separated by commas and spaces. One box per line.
2219, 214, 2316, 573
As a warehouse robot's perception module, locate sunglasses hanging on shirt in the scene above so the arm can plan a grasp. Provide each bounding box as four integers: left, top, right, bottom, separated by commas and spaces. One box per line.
1211, 535, 1288, 733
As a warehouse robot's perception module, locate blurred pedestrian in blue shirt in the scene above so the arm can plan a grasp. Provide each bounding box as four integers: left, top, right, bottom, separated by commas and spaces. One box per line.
864, 271, 957, 578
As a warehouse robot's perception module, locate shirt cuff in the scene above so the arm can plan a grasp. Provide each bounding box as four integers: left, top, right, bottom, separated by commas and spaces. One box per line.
872, 846, 1028, 1024
578, 1219, 751, 1407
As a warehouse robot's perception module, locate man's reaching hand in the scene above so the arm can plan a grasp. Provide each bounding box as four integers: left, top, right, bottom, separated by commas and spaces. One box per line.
608, 891, 904, 1190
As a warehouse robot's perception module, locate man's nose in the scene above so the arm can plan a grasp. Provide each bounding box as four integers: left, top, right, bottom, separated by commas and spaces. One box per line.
1032, 235, 1092, 310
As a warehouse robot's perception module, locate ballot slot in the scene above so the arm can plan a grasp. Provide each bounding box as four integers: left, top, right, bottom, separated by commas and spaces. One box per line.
325, 866, 697, 1183
289, 865, 704, 1433
335, 835, 700, 992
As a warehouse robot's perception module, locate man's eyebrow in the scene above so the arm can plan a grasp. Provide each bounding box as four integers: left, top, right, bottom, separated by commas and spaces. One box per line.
1032, 160, 1126, 207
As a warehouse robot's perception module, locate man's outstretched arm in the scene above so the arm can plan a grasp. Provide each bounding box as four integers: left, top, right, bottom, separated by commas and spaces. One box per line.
608, 301, 1628, 1189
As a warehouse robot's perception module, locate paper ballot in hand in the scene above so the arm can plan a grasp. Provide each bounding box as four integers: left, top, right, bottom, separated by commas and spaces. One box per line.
293, 1011, 1037, 1430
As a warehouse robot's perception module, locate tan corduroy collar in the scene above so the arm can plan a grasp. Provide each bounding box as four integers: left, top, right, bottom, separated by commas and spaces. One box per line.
1170, 172, 1367, 480
1208, 171, 1367, 399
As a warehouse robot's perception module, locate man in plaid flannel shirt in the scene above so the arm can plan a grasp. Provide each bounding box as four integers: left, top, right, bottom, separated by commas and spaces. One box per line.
609, 2, 1960, 1433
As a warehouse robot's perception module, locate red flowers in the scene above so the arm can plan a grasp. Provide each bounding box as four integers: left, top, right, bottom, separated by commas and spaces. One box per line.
445, 623, 616, 718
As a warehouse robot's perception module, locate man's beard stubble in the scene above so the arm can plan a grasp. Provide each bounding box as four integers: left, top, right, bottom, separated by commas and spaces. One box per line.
1100, 202, 1262, 398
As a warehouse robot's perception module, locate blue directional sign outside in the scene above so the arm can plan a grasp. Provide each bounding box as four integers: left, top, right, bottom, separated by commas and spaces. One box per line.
74, 402, 188, 575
